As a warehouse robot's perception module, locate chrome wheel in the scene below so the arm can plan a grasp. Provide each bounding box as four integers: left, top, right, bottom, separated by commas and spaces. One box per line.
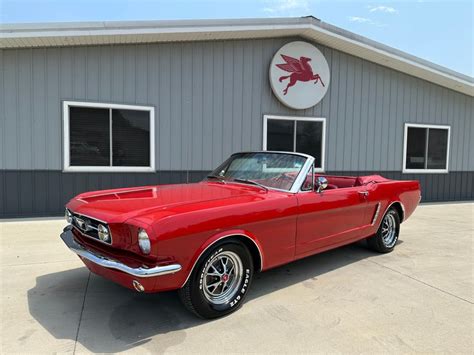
202, 251, 243, 305
381, 213, 397, 248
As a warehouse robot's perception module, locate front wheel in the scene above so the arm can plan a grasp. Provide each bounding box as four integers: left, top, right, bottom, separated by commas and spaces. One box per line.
178, 240, 254, 319
367, 208, 400, 253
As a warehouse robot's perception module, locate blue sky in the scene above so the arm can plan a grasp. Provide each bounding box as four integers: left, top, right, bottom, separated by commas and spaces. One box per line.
1, 0, 472, 76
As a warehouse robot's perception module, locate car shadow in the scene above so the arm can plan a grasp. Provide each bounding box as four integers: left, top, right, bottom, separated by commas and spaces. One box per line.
27, 240, 391, 352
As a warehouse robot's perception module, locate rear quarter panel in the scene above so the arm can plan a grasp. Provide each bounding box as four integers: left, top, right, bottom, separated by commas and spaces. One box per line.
367, 179, 421, 230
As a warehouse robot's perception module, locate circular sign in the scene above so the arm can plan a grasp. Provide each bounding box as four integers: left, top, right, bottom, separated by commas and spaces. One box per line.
269, 41, 330, 110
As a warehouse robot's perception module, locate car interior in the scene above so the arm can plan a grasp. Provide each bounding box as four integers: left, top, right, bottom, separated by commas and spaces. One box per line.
302, 174, 386, 191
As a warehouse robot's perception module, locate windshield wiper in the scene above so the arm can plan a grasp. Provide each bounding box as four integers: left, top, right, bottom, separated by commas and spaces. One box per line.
232, 178, 268, 191
206, 175, 226, 183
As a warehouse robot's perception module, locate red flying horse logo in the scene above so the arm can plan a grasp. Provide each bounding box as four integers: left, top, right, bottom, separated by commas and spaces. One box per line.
276, 54, 325, 95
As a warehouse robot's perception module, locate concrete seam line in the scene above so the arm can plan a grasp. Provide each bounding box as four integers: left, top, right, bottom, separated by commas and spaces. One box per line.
367, 259, 473, 305
3, 259, 81, 267
73, 271, 91, 354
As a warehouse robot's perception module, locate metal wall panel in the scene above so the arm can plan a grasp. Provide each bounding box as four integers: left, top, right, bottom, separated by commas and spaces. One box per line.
1, 38, 473, 174
0, 49, 4, 169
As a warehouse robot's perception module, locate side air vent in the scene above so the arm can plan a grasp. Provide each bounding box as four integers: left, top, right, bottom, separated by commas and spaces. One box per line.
371, 203, 381, 226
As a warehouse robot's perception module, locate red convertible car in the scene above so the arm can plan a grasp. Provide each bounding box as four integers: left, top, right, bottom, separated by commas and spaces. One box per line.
61, 151, 421, 318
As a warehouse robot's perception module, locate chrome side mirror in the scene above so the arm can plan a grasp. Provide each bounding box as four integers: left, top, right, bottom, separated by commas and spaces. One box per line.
316, 176, 328, 193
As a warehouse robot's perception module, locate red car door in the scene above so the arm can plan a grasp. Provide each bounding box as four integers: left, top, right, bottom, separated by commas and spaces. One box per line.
295, 186, 369, 257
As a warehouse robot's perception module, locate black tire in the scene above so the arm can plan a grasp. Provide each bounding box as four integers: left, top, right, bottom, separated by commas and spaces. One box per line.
367, 208, 400, 253
178, 240, 254, 319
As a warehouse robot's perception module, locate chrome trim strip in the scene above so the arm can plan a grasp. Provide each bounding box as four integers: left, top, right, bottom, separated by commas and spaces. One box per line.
180, 233, 264, 288
71, 225, 115, 246
298, 160, 315, 193
232, 150, 314, 161
61, 228, 181, 278
68, 209, 108, 224
400, 202, 406, 221
377, 201, 406, 230
371, 202, 381, 225
291, 155, 315, 193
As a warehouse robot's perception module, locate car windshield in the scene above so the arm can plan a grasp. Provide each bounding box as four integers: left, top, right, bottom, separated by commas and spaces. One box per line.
208, 152, 307, 191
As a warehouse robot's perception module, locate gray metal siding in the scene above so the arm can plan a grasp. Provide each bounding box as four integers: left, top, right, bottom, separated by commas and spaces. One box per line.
1, 38, 473, 173
1, 170, 473, 218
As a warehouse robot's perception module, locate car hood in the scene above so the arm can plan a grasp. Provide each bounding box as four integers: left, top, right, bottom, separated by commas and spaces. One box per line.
66, 181, 268, 224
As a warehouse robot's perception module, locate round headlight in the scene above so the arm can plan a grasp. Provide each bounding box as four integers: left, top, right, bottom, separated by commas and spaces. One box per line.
138, 229, 151, 254
65, 209, 73, 224
98, 224, 110, 242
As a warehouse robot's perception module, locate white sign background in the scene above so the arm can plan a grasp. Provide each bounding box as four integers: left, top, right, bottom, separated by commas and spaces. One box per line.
269, 41, 330, 110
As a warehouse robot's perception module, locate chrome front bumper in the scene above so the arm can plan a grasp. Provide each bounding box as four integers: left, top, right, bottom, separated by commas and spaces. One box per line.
60, 227, 182, 278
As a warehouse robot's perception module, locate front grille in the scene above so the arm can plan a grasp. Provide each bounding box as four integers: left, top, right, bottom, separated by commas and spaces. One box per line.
69, 210, 112, 244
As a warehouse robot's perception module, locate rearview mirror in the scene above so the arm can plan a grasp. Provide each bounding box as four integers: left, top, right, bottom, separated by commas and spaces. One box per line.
315, 176, 328, 193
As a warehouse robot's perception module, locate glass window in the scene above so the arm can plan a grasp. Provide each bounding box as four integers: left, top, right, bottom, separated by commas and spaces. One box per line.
65, 102, 154, 171
267, 119, 294, 152
265, 117, 325, 170
296, 121, 323, 168
404, 124, 450, 172
405, 127, 426, 169
112, 109, 150, 167
427, 129, 448, 170
69, 107, 110, 166
301, 164, 314, 191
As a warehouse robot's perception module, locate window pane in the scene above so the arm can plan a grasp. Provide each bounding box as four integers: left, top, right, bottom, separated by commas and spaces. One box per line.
267, 119, 294, 152
112, 109, 150, 167
296, 121, 323, 168
406, 127, 427, 169
69, 107, 110, 166
427, 128, 448, 169
301, 165, 314, 191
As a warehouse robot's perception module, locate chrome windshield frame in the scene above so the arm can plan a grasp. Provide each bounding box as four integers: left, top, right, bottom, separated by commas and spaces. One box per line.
290, 154, 315, 193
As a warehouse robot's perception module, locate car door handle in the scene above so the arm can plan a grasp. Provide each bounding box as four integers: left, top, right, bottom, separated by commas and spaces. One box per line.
358, 191, 369, 197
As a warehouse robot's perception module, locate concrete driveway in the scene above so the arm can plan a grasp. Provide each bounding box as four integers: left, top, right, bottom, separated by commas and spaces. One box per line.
1, 203, 473, 354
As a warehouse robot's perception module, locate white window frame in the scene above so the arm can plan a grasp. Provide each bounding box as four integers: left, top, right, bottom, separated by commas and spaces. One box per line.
402, 123, 451, 174
63, 101, 155, 172
263, 115, 326, 173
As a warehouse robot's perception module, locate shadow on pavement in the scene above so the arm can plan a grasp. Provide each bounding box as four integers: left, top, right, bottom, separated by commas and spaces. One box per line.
27, 240, 383, 352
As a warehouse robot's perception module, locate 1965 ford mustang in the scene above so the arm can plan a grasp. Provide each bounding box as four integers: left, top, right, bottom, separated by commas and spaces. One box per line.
61, 151, 421, 318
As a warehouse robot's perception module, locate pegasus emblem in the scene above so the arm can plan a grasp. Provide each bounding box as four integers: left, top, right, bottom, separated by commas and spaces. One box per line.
276, 54, 325, 95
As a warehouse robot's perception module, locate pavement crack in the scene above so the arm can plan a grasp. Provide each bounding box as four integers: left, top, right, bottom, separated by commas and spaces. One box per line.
73, 271, 91, 354
366, 259, 473, 305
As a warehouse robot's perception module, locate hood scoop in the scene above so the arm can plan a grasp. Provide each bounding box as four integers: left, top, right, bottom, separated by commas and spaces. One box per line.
80, 188, 156, 203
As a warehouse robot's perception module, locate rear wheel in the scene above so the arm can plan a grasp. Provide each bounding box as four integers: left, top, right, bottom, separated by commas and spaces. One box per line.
367, 208, 400, 253
178, 240, 254, 319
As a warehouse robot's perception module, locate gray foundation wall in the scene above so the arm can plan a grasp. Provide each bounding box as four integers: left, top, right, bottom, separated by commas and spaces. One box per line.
1, 170, 472, 218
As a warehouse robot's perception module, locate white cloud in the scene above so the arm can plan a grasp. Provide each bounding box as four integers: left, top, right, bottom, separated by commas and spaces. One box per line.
348, 16, 386, 27
348, 16, 372, 24
368, 5, 398, 14
262, 0, 310, 15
